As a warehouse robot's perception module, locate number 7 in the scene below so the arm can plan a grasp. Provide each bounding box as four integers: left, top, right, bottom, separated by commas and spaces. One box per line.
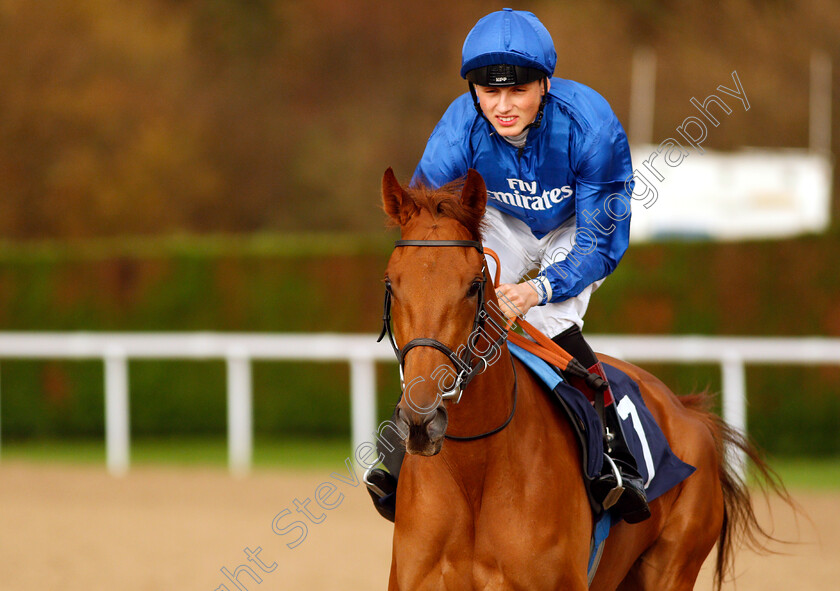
616, 395, 656, 488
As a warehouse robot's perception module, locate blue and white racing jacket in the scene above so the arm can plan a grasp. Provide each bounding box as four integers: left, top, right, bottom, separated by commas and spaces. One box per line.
412, 78, 633, 304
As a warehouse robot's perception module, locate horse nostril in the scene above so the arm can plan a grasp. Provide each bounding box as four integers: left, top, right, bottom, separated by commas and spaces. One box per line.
437, 406, 448, 424
426, 407, 449, 441
394, 406, 410, 435
419, 405, 444, 426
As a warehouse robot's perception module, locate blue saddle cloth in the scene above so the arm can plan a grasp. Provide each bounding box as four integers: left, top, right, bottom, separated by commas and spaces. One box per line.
507, 342, 695, 503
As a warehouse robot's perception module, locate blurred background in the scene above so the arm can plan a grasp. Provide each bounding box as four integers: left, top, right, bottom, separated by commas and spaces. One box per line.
1, 0, 838, 459
1, 1, 839, 589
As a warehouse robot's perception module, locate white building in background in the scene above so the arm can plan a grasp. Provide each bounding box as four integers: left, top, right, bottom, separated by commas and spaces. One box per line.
628, 146, 832, 242
626, 50, 833, 242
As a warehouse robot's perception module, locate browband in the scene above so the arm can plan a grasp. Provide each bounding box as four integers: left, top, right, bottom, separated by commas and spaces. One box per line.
394, 240, 484, 253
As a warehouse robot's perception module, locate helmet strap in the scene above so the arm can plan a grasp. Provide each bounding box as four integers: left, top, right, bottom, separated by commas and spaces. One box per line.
468, 82, 486, 118
522, 77, 549, 132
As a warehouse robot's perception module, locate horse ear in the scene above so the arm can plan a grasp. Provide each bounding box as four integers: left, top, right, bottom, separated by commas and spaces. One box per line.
382, 167, 416, 225
461, 169, 487, 215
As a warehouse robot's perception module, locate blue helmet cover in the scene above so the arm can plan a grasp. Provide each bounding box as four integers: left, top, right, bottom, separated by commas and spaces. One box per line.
460, 8, 557, 80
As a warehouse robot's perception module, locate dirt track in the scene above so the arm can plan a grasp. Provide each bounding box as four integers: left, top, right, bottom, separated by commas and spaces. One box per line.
0, 460, 835, 590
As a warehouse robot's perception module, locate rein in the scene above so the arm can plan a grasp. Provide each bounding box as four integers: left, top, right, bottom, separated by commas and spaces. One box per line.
444, 355, 518, 441
483, 248, 602, 383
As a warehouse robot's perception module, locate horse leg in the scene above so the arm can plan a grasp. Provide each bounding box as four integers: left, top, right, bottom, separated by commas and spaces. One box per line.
591, 426, 725, 590
387, 549, 400, 591
619, 520, 719, 590
621, 456, 724, 589
389, 456, 476, 590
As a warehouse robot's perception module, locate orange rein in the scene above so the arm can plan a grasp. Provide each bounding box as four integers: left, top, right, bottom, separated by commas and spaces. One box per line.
483, 247, 576, 371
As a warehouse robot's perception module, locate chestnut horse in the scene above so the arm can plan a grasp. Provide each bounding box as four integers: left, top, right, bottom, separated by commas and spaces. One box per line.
380, 167, 783, 590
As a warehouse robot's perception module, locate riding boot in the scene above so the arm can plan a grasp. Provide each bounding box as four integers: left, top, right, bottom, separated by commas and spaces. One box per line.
364, 406, 406, 523
364, 467, 398, 522
551, 327, 651, 524
587, 363, 651, 524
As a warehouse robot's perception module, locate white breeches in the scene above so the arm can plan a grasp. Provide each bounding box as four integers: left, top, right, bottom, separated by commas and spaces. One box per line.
482, 206, 603, 337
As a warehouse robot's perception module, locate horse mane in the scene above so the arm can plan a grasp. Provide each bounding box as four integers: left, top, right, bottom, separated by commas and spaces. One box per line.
386, 177, 485, 241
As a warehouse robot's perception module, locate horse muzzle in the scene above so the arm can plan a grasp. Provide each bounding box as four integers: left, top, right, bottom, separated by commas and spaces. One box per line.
395, 405, 448, 456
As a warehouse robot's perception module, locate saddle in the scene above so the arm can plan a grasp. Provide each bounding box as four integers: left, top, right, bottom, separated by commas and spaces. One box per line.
507, 342, 696, 505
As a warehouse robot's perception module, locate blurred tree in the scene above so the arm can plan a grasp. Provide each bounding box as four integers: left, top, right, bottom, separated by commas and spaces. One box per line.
0, 0, 837, 239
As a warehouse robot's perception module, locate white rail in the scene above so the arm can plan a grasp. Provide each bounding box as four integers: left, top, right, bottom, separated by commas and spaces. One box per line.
0, 333, 838, 476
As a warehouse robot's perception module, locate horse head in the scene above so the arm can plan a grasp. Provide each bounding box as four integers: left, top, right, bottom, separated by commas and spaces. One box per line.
380, 167, 492, 456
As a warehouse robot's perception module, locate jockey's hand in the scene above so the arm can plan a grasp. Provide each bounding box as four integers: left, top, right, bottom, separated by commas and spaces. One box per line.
495, 281, 541, 321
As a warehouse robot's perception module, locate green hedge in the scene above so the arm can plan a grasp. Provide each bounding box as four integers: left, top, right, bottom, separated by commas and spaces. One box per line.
1, 233, 839, 455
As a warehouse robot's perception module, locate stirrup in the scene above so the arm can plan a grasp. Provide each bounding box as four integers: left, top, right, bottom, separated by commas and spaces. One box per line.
364, 467, 398, 522
363, 466, 390, 498
600, 454, 624, 510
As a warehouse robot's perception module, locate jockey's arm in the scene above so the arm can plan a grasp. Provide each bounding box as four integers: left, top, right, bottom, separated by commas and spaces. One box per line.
531, 118, 633, 307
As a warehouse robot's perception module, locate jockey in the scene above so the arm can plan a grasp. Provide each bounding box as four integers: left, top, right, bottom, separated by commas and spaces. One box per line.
366, 8, 650, 524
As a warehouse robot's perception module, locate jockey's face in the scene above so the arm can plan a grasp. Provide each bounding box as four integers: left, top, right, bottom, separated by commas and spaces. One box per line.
474, 79, 549, 137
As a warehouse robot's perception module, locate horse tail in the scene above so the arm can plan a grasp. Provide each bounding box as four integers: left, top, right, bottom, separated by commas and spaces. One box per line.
679, 392, 796, 591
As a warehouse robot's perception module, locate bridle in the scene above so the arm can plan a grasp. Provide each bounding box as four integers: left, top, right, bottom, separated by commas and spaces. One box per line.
377, 238, 518, 441
377, 239, 509, 405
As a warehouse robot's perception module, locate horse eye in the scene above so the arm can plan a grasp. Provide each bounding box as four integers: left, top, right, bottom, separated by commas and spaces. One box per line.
466, 280, 481, 298
384, 279, 393, 293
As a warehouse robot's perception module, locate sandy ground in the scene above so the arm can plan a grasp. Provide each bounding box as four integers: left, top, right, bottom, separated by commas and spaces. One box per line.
0, 460, 835, 590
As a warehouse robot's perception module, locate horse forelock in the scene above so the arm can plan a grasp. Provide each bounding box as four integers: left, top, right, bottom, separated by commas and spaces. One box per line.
390, 179, 484, 241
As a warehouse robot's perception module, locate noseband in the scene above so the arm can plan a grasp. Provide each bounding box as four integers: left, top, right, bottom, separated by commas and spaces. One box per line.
377, 239, 508, 404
